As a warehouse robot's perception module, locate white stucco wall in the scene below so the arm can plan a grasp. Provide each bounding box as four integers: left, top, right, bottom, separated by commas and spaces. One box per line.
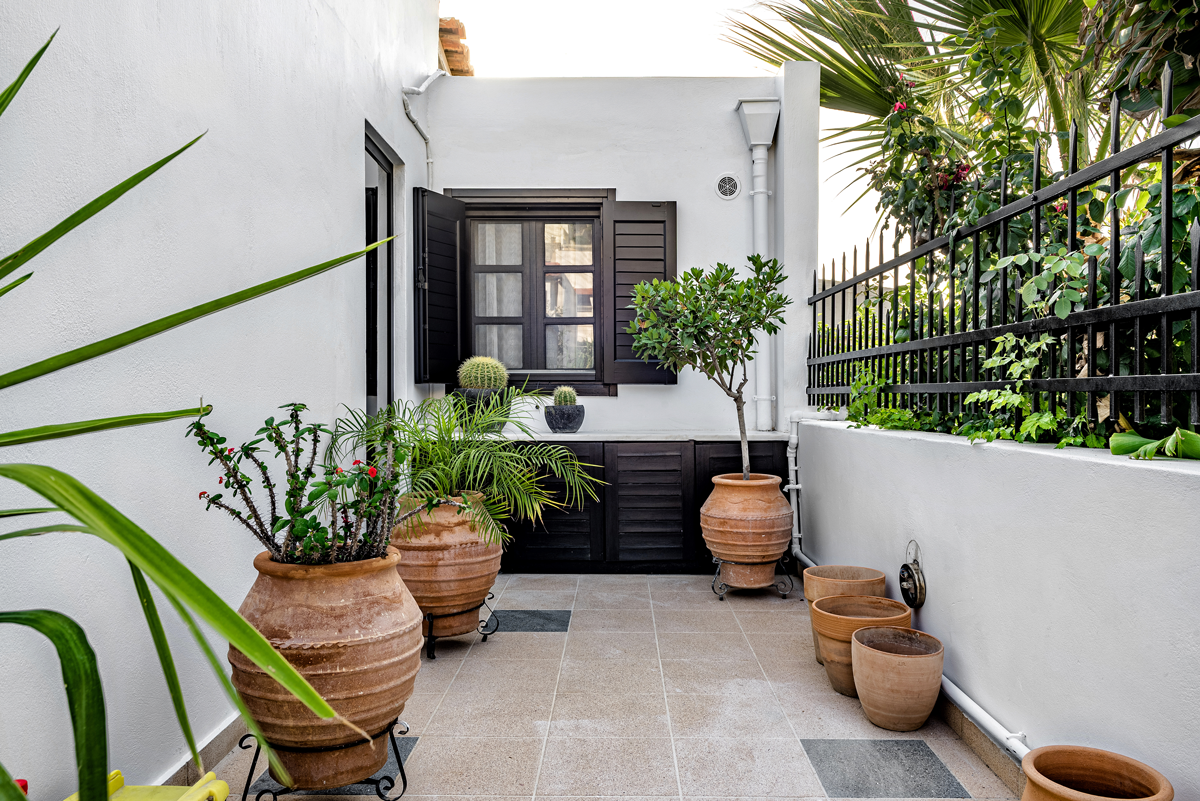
423, 69, 819, 436
0, 1, 438, 794
798, 420, 1200, 796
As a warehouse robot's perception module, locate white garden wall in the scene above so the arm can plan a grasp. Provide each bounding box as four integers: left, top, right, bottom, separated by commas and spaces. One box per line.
798, 420, 1200, 797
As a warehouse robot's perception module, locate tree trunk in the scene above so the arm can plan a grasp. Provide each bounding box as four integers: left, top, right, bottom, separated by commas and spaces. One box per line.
735, 394, 750, 480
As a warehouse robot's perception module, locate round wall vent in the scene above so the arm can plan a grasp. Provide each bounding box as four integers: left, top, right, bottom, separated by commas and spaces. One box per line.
715, 173, 742, 200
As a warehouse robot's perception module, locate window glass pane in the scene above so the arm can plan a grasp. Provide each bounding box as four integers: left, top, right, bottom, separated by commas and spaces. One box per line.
475, 273, 523, 317
475, 223, 522, 265
544, 273, 593, 318
475, 325, 523, 369
545, 222, 593, 265
545, 324, 594, 369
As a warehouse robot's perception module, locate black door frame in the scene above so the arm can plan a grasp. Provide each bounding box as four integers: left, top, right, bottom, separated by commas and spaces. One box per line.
365, 134, 395, 408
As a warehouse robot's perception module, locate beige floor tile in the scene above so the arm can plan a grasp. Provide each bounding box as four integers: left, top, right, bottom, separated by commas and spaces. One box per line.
722, 588, 805, 609
425, 692, 553, 737
574, 586, 653, 610
657, 631, 755, 661
502, 574, 579, 592
668, 693, 793, 739
397, 693, 444, 735
577, 573, 650, 586
411, 657, 464, 694
492, 590, 576, 610
557, 657, 664, 694
401, 797, 531, 801
744, 630, 816, 660
536, 737, 679, 796
401, 736, 542, 795
649, 590, 728, 610
653, 609, 740, 633
926, 736, 1019, 799
660, 658, 773, 696
647, 575, 713, 592
463, 632, 566, 660
675, 738, 824, 797
779, 686, 956, 740
570, 609, 655, 632
549, 692, 670, 737
564, 631, 659, 660
444, 658, 561, 696
733, 609, 812, 632
756, 655, 830, 693
424, 635, 477, 659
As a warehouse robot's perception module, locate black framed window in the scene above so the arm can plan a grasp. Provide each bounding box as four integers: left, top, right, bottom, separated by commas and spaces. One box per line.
365, 136, 394, 413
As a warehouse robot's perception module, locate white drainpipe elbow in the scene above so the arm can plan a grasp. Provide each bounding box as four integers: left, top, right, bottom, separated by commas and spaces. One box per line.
401, 70, 446, 187
940, 676, 1031, 760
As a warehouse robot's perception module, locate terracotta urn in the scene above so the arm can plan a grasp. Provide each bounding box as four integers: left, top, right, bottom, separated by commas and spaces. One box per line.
391, 498, 503, 639
699, 473, 793, 590
1021, 745, 1173, 801
803, 565, 887, 664
810, 594, 911, 696
229, 548, 423, 789
851, 626, 943, 731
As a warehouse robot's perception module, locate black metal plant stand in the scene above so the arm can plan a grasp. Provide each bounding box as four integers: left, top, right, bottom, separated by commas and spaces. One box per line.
423, 592, 499, 659
711, 554, 795, 601
238, 719, 410, 801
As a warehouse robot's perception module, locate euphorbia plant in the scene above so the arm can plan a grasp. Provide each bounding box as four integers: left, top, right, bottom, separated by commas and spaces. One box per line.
627, 255, 791, 479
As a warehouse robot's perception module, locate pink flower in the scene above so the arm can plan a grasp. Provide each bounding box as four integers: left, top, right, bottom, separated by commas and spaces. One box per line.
893, 102, 907, 113
367, 467, 378, 478
906, 80, 916, 89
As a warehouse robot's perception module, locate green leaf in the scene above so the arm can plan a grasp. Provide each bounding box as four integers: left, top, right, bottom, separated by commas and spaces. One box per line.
0, 610, 106, 801
128, 561, 200, 774
1053, 297, 1071, 318
0, 272, 33, 300
0, 30, 56, 122
1110, 431, 1160, 456
0, 507, 58, 518
0, 522, 90, 542
0, 135, 204, 285
1164, 114, 1191, 129
1, 760, 28, 801
0, 407, 210, 448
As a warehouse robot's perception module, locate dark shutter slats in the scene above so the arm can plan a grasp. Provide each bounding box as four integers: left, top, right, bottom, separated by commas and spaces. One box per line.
413, 188, 467, 384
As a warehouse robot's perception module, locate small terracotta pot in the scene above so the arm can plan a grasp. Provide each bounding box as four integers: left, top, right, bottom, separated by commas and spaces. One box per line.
700, 473, 793, 589
1021, 745, 1173, 801
803, 565, 887, 664
391, 499, 503, 638
851, 626, 943, 731
229, 548, 423, 789
810, 594, 911, 696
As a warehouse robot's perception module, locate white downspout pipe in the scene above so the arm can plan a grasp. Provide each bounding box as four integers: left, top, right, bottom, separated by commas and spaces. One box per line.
401, 69, 446, 187
736, 98, 781, 431
784, 410, 815, 569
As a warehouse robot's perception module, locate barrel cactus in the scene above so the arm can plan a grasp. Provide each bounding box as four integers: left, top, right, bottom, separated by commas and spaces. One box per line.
553, 385, 578, 406
457, 356, 508, 389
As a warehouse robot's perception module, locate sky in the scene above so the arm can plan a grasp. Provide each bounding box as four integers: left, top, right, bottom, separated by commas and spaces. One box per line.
436, 0, 883, 268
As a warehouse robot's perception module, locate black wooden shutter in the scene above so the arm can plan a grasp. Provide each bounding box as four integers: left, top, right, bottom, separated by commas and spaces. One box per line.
602, 199, 678, 384
413, 188, 466, 384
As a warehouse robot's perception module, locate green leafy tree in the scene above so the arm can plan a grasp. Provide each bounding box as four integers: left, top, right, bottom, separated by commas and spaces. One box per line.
627, 256, 792, 480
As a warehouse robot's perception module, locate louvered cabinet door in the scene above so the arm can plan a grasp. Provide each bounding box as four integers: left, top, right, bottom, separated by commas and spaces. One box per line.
506, 442, 604, 566
604, 442, 695, 565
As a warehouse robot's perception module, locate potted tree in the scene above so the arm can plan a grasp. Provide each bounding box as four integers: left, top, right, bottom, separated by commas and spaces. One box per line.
544, 385, 585, 433
628, 255, 793, 592
187, 404, 427, 790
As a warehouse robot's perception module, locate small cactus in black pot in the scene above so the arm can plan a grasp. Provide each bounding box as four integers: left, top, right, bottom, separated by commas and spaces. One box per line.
545, 385, 585, 434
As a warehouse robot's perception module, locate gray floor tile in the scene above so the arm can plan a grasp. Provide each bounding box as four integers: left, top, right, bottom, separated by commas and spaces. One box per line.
487, 608, 571, 632
801, 739, 969, 798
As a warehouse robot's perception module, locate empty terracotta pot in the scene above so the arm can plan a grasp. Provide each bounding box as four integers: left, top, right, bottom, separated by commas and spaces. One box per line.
229, 548, 423, 789
391, 498, 502, 638
700, 473, 793, 590
803, 565, 887, 664
851, 626, 943, 731
810, 594, 911, 696
1021, 745, 1173, 801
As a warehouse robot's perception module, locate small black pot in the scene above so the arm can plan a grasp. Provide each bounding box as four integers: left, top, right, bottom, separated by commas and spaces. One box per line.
544, 404, 585, 434
454, 388, 510, 432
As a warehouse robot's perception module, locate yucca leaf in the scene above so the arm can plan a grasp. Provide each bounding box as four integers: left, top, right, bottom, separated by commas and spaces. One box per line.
128, 561, 200, 774
0, 507, 58, 517
0, 135, 204, 285
0, 610, 106, 801
0, 272, 32, 300
0, 30, 56, 122
0, 523, 91, 542
0, 241, 388, 390
0, 465, 337, 722
0, 407, 211, 448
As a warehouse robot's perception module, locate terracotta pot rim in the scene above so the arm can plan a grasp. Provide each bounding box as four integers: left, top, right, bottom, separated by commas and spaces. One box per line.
252, 547, 401, 579
804, 564, 887, 583
852, 626, 944, 657
1022, 745, 1172, 801
812, 594, 910, 616
710, 472, 782, 487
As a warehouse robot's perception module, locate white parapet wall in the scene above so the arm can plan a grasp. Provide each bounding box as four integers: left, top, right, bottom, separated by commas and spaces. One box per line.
798, 419, 1200, 797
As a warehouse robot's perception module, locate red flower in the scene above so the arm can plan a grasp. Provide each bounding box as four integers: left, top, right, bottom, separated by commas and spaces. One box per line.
199, 491, 208, 499
218, 476, 223, 485
352, 459, 363, 466
367, 467, 378, 478
227, 447, 235, 454
335, 467, 344, 474
892, 102, 907, 113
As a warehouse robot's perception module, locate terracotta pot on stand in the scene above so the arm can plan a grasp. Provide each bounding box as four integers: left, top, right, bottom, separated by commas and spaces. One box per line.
229, 548, 423, 789
802, 565, 887, 665
810, 594, 911, 696
1020, 746, 1173, 801
391, 498, 503, 657
700, 473, 793, 598
851, 626, 943, 731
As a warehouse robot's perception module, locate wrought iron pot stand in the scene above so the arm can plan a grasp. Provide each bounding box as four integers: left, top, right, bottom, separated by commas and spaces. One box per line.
711, 554, 795, 600
423, 592, 499, 659
238, 719, 410, 801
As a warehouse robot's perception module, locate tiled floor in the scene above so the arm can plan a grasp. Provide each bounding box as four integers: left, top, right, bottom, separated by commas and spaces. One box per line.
213, 573, 1015, 800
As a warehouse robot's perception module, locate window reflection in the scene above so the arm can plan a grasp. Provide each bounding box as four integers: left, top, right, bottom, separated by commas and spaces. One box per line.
545, 324, 594, 369
545, 223, 592, 265
475, 325, 523, 368
544, 273, 593, 318
475, 273, 522, 317
475, 223, 522, 265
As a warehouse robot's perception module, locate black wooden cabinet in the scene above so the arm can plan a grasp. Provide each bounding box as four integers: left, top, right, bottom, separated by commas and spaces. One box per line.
504, 439, 788, 573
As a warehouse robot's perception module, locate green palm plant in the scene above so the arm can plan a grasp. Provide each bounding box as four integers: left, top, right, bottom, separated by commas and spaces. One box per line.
2, 32, 386, 801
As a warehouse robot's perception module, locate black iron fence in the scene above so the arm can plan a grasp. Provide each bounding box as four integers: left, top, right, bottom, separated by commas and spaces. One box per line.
808, 84, 1200, 429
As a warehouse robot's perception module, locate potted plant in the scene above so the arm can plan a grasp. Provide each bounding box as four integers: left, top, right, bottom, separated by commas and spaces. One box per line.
454, 355, 510, 431
186, 404, 427, 789
628, 255, 793, 592
544, 385, 585, 433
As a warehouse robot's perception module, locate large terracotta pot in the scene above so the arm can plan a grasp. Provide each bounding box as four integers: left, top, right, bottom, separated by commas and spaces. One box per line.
229, 548, 423, 789
1021, 746, 1173, 801
391, 499, 502, 639
810, 594, 911, 696
851, 626, 943, 731
700, 473, 793, 589
803, 565, 887, 664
